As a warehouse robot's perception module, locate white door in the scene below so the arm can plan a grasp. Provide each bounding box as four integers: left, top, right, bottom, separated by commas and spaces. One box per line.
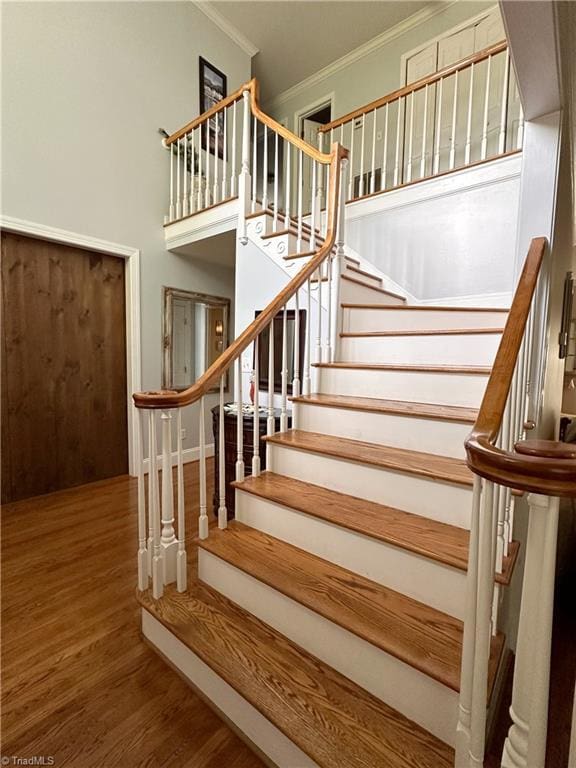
302, 118, 324, 214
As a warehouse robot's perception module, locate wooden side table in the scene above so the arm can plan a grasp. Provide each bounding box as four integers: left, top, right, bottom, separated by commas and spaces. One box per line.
211, 405, 286, 519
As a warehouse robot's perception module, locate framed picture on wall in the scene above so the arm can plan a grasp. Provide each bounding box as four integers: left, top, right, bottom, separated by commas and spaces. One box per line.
199, 56, 227, 158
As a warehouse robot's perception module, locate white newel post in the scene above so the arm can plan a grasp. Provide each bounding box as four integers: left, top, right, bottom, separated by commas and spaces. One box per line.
502, 493, 559, 768
238, 89, 252, 245
330, 157, 348, 362
160, 410, 178, 585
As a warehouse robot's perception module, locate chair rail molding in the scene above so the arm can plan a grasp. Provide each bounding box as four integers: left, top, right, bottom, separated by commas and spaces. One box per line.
0, 214, 142, 477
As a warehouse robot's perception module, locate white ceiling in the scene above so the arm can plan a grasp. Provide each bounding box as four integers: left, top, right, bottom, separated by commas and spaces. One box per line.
208, 1, 435, 103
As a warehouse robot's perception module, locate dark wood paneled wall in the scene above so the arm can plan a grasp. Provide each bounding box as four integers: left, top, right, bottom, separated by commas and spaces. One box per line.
1, 233, 128, 503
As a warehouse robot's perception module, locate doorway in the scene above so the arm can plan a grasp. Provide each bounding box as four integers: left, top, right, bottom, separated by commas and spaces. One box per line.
296, 99, 333, 213
1, 232, 129, 503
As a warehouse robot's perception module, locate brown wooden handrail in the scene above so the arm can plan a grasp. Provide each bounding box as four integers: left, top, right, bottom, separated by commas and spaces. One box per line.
166, 79, 331, 165
318, 40, 508, 135
465, 237, 576, 497
133, 141, 347, 410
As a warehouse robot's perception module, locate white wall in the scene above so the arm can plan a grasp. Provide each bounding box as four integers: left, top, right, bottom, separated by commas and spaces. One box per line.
345, 153, 521, 304
1, 1, 252, 457
266, 1, 494, 128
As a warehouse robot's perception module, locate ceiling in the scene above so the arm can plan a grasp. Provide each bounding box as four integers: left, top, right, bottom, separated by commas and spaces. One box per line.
208, 1, 435, 103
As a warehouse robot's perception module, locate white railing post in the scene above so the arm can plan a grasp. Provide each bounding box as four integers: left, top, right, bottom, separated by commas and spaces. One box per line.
160, 410, 178, 585
502, 494, 559, 768
176, 409, 187, 592
235, 357, 245, 481
198, 397, 208, 540
303, 279, 312, 396
137, 409, 148, 591
280, 306, 289, 431
148, 411, 163, 599
316, 133, 324, 223
252, 337, 261, 477
238, 89, 252, 245
218, 376, 228, 529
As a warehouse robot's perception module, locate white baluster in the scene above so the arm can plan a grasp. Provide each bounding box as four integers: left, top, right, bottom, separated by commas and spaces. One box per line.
169, 143, 175, 222
280, 306, 288, 432
267, 320, 275, 435
137, 409, 148, 591
213, 110, 219, 204
176, 408, 186, 592
370, 108, 377, 194
359, 114, 366, 196
218, 376, 227, 529
394, 98, 403, 186
297, 149, 303, 252
293, 292, 301, 401
222, 106, 228, 200
197, 127, 203, 212
176, 137, 182, 219
450, 71, 459, 170
310, 161, 317, 250
284, 141, 291, 228
252, 337, 261, 477
231, 99, 237, 197
189, 129, 196, 214
273, 131, 279, 231
481, 56, 492, 160
160, 410, 177, 585
235, 357, 244, 481
183, 134, 189, 217
498, 50, 511, 155
465, 64, 475, 165
205, 118, 211, 209
262, 124, 269, 210
348, 120, 355, 199
517, 103, 524, 149
303, 279, 312, 396
238, 91, 252, 244
316, 262, 323, 365
251, 115, 258, 213
381, 103, 389, 191
420, 85, 429, 179
148, 412, 163, 599
317, 133, 324, 221
433, 79, 443, 174
502, 494, 559, 768
198, 396, 208, 540
325, 254, 333, 363
406, 91, 415, 183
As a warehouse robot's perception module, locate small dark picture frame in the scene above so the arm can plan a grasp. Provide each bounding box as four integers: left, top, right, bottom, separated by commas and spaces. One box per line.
199, 56, 227, 158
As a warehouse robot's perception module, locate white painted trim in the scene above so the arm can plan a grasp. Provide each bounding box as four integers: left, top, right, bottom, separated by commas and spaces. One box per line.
0, 215, 142, 477
193, 2, 259, 58
164, 199, 239, 251
142, 443, 215, 474
399, 4, 500, 85
265, 0, 459, 110
417, 291, 513, 308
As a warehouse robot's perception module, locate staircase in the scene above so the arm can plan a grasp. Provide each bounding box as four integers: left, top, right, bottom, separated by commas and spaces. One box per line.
139, 298, 516, 766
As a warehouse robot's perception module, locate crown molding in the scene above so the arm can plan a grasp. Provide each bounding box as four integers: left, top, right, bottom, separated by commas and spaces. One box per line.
194, 2, 259, 58
266, 0, 460, 110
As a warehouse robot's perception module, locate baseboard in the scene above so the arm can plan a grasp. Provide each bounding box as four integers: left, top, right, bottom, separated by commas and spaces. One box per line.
142, 444, 214, 474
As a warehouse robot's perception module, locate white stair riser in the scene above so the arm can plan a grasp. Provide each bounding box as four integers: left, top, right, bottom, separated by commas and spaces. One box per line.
340, 333, 501, 366
342, 307, 507, 333
235, 491, 467, 619
318, 367, 489, 408
142, 610, 318, 768
199, 550, 458, 747
294, 401, 471, 458
267, 443, 472, 528
343, 266, 382, 288
340, 279, 406, 305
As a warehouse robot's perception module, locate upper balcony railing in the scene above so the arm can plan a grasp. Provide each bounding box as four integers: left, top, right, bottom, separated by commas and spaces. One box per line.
318, 41, 523, 203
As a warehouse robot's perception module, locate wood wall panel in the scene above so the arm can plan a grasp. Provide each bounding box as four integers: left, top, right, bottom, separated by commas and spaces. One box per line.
1, 233, 128, 503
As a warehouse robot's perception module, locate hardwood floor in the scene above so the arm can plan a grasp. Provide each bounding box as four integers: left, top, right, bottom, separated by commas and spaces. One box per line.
1, 462, 264, 768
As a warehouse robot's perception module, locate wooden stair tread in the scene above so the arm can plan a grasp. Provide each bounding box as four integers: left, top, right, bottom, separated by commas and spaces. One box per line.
341, 274, 406, 300
341, 303, 509, 312
263, 429, 474, 487
290, 393, 479, 423
139, 584, 454, 768
232, 472, 519, 585
345, 264, 382, 283
340, 328, 504, 337
199, 522, 505, 695
313, 361, 491, 374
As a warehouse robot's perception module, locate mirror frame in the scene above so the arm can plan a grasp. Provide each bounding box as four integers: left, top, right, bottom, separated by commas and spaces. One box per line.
162, 287, 231, 394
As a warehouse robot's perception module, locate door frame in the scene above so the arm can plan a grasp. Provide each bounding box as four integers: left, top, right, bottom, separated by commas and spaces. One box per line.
0, 215, 142, 477
294, 93, 335, 149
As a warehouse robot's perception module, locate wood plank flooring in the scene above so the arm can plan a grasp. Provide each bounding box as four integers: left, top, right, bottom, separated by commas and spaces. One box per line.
1, 463, 264, 768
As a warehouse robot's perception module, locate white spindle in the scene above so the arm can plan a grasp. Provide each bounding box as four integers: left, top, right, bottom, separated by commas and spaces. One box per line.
481, 56, 492, 160
381, 103, 389, 191
284, 141, 291, 228
222, 107, 228, 200
317, 133, 324, 222
406, 91, 415, 182
231, 99, 237, 197
205, 118, 211, 209
359, 114, 366, 196
235, 357, 245, 481
330, 157, 347, 361
393, 98, 402, 186
370, 108, 377, 194
169, 144, 175, 221
197, 128, 203, 212
262, 125, 269, 210
316, 263, 323, 365
176, 408, 186, 592
160, 410, 177, 585
189, 129, 196, 214
325, 254, 333, 363
348, 120, 355, 199
303, 279, 311, 395
251, 116, 257, 213
420, 85, 429, 179
176, 137, 182, 219
238, 91, 252, 244
149, 412, 163, 599
433, 79, 443, 174
293, 292, 301, 401
310, 161, 317, 250
213, 110, 220, 204
198, 397, 208, 540
273, 131, 279, 231
465, 64, 475, 165
297, 149, 303, 252
137, 409, 148, 591
498, 50, 511, 155
280, 306, 288, 432
218, 376, 227, 529
252, 337, 261, 477
183, 135, 189, 217
449, 71, 459, 170
267, 320, 275, 436
517, 103, 524, 149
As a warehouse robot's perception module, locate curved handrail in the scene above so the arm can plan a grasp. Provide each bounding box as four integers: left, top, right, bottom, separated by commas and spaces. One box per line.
318, 40, 508, 135
465, 237, 576, 497
134, 140, 347, 410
